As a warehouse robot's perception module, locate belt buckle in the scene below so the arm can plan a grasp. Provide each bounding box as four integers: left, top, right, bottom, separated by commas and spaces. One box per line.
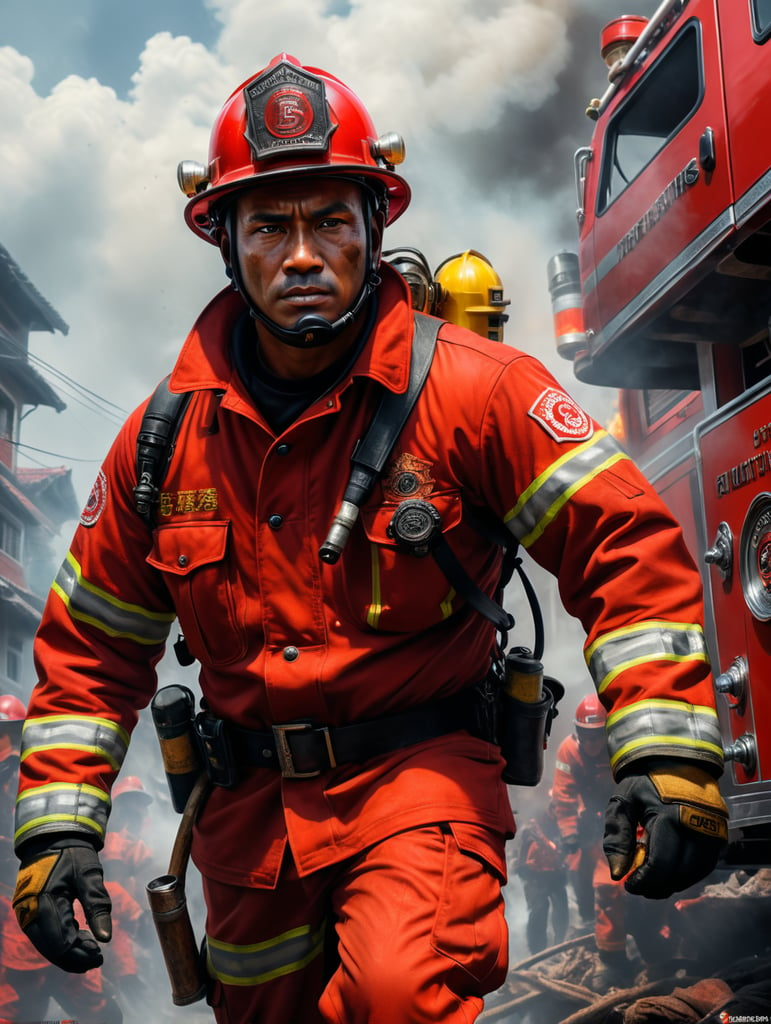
272, 722, 337, 779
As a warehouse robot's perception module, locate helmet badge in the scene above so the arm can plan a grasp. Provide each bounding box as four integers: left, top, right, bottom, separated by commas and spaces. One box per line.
244, 58, 336, 161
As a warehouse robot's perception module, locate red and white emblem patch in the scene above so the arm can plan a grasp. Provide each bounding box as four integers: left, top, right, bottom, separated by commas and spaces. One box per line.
80, 469, 107, 527
528, 388, 594, 443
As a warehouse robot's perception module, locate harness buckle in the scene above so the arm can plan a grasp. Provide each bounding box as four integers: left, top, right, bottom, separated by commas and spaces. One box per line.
272, 722, 337, 779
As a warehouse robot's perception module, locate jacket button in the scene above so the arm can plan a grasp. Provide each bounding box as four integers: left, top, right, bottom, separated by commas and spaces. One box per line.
283, 646, 299, 661
276, 443, 291, 456
177, 555, 188, 567
268, 514, 284, 530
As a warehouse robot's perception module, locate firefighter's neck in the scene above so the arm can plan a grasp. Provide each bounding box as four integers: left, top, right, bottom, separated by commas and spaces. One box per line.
254, 315, 363, 380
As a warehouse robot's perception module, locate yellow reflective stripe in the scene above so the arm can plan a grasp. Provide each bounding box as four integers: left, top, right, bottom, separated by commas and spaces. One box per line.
21, 714, 130, 771
503, 431, 629, 549
206, 924, 325, 986
14, 782, 109, 846
366, 543, 382, 629
586, 621, 708, 694
440, 586, 456, 620
365, 548, 455, 627
606, 698, 723, 774
53, 551, 174, 645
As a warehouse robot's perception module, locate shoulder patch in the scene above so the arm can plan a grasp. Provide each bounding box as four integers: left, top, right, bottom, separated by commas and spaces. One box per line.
528, 388, 594, 443
80, 469, 107, 527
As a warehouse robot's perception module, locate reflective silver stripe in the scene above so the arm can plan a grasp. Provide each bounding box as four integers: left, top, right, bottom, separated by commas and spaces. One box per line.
504, 431, 629, 548
52, 551, 174, 645
14, 782, 110, 846
586, 621, 709, 694
607, 699, 724, 775
555, 759, 572, 775
21, 715, 130, 772
206, 924, 325, 986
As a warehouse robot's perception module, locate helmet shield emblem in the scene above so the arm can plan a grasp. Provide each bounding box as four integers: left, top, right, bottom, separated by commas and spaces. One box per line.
244, 60, 336, 161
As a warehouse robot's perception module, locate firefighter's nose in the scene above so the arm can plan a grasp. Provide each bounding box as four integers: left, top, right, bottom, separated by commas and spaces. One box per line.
283, 231, 323, 274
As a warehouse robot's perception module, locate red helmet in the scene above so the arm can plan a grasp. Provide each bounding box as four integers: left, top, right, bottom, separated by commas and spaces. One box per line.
179, 53, 411, 243
0, 695, 26, 723
113, 775, 152, 804
574, 694, 607, 730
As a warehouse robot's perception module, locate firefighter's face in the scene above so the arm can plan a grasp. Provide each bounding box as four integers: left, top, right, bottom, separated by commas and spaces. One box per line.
224, 178, 381, 333
577, 729, 605, 759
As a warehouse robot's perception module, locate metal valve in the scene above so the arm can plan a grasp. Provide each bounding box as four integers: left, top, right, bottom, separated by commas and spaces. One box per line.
723, 733, 757, 776
715, 655, 748, 710
704, 521, 733, 580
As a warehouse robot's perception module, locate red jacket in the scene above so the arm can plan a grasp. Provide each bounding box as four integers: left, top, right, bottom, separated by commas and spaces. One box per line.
551, 734, 614, 842
16, 267, 722, 888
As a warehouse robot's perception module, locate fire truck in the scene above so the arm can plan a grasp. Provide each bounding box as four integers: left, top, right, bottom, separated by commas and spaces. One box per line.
548, 0, 771, 864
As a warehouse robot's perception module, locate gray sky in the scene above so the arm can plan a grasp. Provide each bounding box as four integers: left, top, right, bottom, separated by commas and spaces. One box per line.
3, 0, 658, 520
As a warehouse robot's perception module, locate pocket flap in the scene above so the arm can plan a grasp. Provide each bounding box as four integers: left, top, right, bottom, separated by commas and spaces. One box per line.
147, 521, 230, 575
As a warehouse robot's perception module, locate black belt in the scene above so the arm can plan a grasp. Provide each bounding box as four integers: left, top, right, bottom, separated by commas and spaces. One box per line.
205, 691, 477, 781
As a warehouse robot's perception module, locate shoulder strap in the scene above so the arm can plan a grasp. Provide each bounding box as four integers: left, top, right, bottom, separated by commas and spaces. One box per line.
319, 312, 440, 563
134, 376, 192, 526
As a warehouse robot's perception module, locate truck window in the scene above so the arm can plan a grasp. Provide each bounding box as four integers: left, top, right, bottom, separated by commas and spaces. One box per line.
752, 0, 771, 38
598, 24, 702, 213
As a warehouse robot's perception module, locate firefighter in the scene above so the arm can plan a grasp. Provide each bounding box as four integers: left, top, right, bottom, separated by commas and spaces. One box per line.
384, 246, 509, 343
102, 774, 157, 900
13, 53, 728, 1024
513, 805, 569, 954
433, 249, 509, 342
382, 247, 436, 314
552, 696, 673, 990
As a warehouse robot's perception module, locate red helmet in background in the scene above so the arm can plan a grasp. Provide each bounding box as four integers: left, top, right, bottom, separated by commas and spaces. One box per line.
113, 775, 152, 805
0, 695, 25, 723
0, 695, 25, 765
179, 53, 411, 244
574, 694, 607, 730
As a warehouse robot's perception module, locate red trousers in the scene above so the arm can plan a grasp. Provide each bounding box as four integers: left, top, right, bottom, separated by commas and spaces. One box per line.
203, 824, 508, 1023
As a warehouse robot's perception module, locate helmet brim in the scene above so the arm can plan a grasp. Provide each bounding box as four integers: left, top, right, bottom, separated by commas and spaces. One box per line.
185, 165, 411, 243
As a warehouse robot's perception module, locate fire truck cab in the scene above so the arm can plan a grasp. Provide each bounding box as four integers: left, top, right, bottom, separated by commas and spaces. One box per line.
550, 0, 771, 862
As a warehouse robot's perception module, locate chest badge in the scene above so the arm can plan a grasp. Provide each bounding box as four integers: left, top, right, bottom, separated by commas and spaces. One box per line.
383, 453, 435, 502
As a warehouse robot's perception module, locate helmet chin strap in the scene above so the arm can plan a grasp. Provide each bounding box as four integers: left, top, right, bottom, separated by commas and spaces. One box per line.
225, 196, 381, 349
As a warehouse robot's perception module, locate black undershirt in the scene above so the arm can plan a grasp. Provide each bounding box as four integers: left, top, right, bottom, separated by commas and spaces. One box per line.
231, 302, 376, 434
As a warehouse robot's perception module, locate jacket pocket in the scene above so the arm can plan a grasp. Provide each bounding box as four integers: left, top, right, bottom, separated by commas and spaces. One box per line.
147, 520, 247, 666
339, 491, 464, 632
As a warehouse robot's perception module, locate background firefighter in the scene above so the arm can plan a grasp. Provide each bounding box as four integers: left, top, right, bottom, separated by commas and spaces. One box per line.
551, 695, 675, 990
13, 53, 728, 1024
513, 807, 569, 955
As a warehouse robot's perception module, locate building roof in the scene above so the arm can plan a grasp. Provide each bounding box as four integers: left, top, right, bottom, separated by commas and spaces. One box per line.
0, 243, 69, 336
16, 465, 80, 524
0, 466, 54, 531
0, 345, 67, 412
0, 575, 45, 625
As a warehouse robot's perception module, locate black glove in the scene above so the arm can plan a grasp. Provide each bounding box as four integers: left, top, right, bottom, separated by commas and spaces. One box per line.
13, 838, 112, 972
603, 761, 728, 900
560, 833, 580, 857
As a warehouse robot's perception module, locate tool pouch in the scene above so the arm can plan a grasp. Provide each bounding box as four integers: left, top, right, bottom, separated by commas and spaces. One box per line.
194, 713, 239, 788
499, 675, 564, 786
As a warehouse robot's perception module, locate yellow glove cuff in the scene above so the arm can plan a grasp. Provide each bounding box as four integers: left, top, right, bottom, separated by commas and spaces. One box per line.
648, 765, 729, 841
13, 852, 59, 930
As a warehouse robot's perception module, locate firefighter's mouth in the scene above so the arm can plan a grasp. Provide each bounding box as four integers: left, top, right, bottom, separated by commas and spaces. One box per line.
281, 287, 331, 304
